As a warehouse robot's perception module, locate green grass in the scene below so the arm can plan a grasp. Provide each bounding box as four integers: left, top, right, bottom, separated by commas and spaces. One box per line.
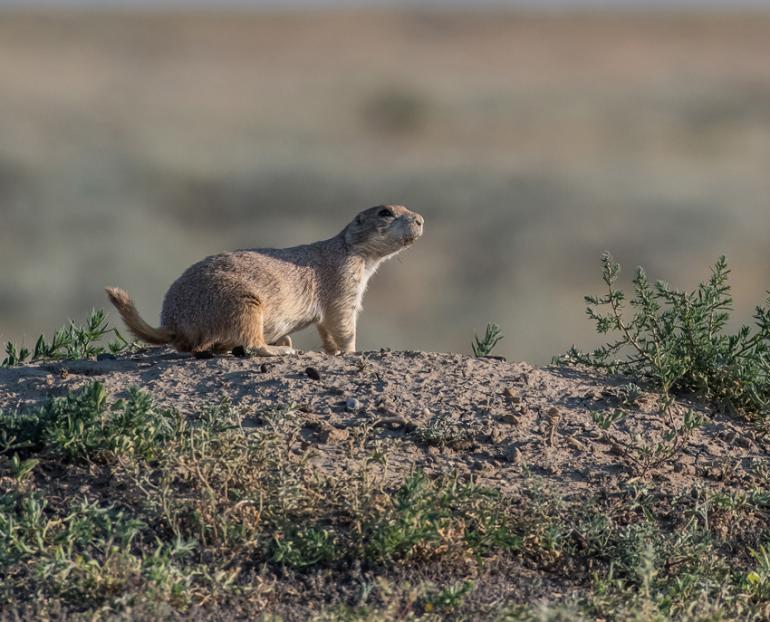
2, 382, 769, 619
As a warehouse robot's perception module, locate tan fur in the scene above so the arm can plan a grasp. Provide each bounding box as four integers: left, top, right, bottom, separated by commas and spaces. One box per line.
105, 205, 423, 356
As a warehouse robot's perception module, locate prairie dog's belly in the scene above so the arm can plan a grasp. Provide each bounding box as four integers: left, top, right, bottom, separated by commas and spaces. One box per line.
261, 291, 321, 342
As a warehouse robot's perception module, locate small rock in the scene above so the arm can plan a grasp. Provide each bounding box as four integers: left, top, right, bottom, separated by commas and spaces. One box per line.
305, 367, 321, 380
422, 407, 431, 417
498, 413, 519, 424
546, 406, 560, 417
317, 424, 349, 443
673, 462, 695, 475
260, 363, 271, 373
375, 415, 416, 431
232, 345, 248, 357
488, 429, 503, 444
345, 397, 361, 412
471, 460, 489, 472
96, 353, 116, 361
566, 436, 587, 452
194, 351, 214, 360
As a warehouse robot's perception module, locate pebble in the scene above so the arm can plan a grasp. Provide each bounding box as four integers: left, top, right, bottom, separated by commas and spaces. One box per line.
305, 367, 321, 380
503, 444, 523, 464
546, 406, 560, 418
317, 424, 349, 443
194, 351, 214, 360
345, 397, 361, 412
232, 346, 248, 358
96, 353, 116, 361
566, 436, 587, 452
260, 363, 271, 373
673, 462, 695, 475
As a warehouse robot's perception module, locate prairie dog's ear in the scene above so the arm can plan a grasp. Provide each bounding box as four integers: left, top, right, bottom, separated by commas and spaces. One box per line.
356, 213, 364, 224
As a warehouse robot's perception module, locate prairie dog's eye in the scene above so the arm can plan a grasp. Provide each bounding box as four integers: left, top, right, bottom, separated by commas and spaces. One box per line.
378, 208, 394, 219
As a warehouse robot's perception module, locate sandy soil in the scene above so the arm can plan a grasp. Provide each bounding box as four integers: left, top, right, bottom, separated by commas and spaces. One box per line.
1, 348, 766, 499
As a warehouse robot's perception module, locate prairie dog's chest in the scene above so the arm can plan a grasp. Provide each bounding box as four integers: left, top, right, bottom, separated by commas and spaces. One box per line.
352, 260, 381, 312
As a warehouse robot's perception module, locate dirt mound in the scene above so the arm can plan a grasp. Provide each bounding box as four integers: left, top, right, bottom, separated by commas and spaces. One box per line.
2, 348, 764, 498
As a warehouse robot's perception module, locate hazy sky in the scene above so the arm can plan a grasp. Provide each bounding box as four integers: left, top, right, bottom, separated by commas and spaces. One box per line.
1, 0, 769, 8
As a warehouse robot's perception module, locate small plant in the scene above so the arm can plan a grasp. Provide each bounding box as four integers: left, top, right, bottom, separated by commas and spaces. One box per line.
420, 580, 474, 614
559, 253, 770, 419
412, 412, 473, 450
2, 309, 136, 367
472, 322, 504, 357
747, 544, 770, 601
591, 403, 704, 476
9, 454, 38, 483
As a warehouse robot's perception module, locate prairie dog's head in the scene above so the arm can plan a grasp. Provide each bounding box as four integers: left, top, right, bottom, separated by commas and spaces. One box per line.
344, 205, 424, 258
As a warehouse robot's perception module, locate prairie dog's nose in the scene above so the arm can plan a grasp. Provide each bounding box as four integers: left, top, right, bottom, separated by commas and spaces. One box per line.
409, 213, 424, 227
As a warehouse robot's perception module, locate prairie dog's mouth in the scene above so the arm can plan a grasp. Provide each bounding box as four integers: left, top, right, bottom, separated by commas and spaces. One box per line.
401, 231, 422, 246
387, 213, 423, 247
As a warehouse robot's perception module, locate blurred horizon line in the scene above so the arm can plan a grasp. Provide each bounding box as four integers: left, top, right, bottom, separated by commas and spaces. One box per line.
1, 0, 770, 10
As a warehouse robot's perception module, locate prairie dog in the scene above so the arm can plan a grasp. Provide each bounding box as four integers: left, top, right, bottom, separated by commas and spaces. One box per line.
106, 205, 424, 356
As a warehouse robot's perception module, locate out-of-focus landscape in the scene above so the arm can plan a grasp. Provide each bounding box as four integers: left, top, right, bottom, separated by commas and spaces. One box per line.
1, 8, 769, 363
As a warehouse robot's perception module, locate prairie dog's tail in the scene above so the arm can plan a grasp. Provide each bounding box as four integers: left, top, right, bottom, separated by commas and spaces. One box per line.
105, 287, 173, 345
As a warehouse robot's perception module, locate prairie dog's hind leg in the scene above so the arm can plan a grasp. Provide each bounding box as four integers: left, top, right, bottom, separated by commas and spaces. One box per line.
272, 335, 293, 348
233, 295, 295, 357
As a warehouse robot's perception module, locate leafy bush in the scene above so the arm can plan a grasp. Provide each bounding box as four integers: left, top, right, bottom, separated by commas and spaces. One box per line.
559, 253, 770, 419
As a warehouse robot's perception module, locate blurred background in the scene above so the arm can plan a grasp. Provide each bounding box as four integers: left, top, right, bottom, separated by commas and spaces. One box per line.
1, 1, 769, 363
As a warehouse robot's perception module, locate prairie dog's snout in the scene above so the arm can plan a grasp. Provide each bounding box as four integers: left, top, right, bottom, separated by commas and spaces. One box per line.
400, 211, 424, 230
397, 211, 424, 244
377, 205, 423, 246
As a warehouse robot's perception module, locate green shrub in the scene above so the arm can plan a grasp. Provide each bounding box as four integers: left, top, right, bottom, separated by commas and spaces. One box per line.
2, 309, 136, 367
559, 253, 770, 419
0, 381, 175, 461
